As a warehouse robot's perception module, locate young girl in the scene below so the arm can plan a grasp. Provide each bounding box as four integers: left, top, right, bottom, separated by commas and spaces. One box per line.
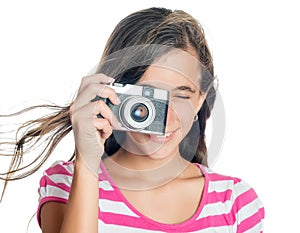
1, 7, 264, 232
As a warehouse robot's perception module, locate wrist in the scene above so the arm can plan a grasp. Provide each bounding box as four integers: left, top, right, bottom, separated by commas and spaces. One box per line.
75, 153, 101, 177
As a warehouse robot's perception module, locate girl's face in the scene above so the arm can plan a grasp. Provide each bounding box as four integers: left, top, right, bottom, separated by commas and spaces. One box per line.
122, 49, 205, 159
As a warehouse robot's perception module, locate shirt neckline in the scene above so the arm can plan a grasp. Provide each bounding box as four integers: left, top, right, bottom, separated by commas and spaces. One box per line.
99, 162, 209, 230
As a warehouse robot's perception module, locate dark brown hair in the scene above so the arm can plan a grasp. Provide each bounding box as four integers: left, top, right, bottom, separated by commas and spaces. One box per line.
0, 7, 216, 201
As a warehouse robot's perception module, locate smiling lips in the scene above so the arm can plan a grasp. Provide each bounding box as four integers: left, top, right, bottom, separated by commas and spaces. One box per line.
149, 129, 178, 143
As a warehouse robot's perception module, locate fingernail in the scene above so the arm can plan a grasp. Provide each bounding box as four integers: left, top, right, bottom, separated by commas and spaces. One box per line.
115, 97, 121, 105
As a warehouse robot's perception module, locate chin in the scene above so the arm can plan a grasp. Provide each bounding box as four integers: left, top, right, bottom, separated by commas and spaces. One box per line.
123, 130, 182, 158
147, 146, 180, 161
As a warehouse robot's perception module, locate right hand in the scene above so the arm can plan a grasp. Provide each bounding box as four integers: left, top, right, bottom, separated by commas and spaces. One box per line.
70, 73, 120, 171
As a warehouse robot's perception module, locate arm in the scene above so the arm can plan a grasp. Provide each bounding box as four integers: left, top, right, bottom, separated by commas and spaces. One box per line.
234, 180, 265, 233
39, 73, 119, 233
40, 202, 66, 233
59, 156, 100, 233
39, 158, 100, 233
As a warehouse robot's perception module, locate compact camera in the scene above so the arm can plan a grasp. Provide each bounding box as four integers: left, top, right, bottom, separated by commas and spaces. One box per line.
93, 83, 169, 135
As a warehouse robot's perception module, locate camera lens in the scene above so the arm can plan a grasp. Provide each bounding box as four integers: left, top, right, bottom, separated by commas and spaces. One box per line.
120, 96, 156, 130
130, 103, 149, 122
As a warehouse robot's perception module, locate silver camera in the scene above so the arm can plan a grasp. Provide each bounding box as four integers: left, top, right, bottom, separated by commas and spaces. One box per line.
94, 83, 169, 135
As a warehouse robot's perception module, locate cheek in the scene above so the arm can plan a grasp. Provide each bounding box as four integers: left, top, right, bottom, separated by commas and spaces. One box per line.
168, 100, 196, 135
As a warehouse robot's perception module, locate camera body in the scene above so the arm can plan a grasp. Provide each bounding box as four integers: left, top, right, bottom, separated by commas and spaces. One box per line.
95, 83, 169, 135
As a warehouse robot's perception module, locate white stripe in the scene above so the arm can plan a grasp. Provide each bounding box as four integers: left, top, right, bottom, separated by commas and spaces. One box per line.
196, 180, 252, 220
99, 180, 114, 191
47, 174, 72, 185
48, 173, 114, 191
233, 180, 252, 197
39, 185, 69, 200
237, 198, 263, 224
190, 225, 233, 233
243, 220, 264, 233
196, 199, 233, 220
208, 180, 234, 193
99, 166, 103, 174
99, 199, 139, 218
39, 187, 47, 201
49, 160, 74, 174
62, 163, 74, 174
98, 219, 164, 232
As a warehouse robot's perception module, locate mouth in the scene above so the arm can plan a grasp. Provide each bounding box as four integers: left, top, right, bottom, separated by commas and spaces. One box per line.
149, 129, 178, 143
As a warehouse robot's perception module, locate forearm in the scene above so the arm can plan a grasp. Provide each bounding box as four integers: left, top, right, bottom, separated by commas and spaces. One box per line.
60, 155, 100, 233
59, 73, 116, 233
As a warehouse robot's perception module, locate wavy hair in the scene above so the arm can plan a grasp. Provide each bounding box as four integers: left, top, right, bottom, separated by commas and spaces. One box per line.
0, 7, 216, 201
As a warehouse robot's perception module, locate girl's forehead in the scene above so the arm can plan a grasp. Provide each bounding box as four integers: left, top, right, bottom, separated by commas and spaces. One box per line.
139, 49, 202, 90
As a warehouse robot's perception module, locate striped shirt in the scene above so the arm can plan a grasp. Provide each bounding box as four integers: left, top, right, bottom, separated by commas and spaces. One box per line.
37, 160, 264, 232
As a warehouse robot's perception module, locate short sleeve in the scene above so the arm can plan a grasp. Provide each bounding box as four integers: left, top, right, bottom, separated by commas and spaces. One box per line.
232, 179, 265, 232
36, 160, 74, 227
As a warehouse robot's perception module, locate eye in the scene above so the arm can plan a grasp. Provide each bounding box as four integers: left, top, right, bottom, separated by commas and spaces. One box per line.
173, 95, 191, 99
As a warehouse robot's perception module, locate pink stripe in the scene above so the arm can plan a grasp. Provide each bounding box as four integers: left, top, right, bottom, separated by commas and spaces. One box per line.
197, 165, 241, 184
45, 163, 73, 176
195, 205, 263, 231
237, 207, 265, 232
98, 196, 236, 231
184, 214, 236, 231
232, 187, 258, 213
195, 213, 235, 230
39, 175, 71, 193
206, 189, 233, 204
198, 165, 240, 187
101, 211, 237, 232
208, 174, 242, 185
100, 212, 159, 229
196, 188, 261, 229
99, 189, 125, 202
37, 196, 68, 228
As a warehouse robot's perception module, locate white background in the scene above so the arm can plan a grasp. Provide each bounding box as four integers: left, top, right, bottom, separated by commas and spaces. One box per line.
0, 0, 299, 232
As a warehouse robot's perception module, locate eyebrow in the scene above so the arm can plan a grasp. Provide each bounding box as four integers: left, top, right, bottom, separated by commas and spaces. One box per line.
140, 84, 196, 93
173, 85, 196, 93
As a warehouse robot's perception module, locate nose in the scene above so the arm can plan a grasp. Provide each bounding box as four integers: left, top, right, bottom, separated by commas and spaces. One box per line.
166, 104, 177, 124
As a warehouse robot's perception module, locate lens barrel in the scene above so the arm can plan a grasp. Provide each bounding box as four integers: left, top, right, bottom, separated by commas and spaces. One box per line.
120, 96, 156, 130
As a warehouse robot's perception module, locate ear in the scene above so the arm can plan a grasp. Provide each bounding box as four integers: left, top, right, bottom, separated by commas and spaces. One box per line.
195, 92, 206, 113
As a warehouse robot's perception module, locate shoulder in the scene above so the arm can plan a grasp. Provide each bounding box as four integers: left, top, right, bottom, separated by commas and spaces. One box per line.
199, 164, 260, 196
37, 160, 75, 227
42, 160, 75, 176
199, 164, 265, 230
38, 160, 75, 198
39, 160, 74, 192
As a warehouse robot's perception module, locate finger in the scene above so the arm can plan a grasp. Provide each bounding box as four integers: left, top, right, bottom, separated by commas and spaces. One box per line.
78, 73, 115, 94
71, 99, 120, 131
90, 85, 120, 106
74, 83, 106, 111
93, 100, 122, 129
73, 84, 120, 112
93, 100, 114, 122
94, 118, 113, 140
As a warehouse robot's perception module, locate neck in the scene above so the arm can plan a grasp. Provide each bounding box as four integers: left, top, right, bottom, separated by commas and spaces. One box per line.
102, 147, 192, 191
